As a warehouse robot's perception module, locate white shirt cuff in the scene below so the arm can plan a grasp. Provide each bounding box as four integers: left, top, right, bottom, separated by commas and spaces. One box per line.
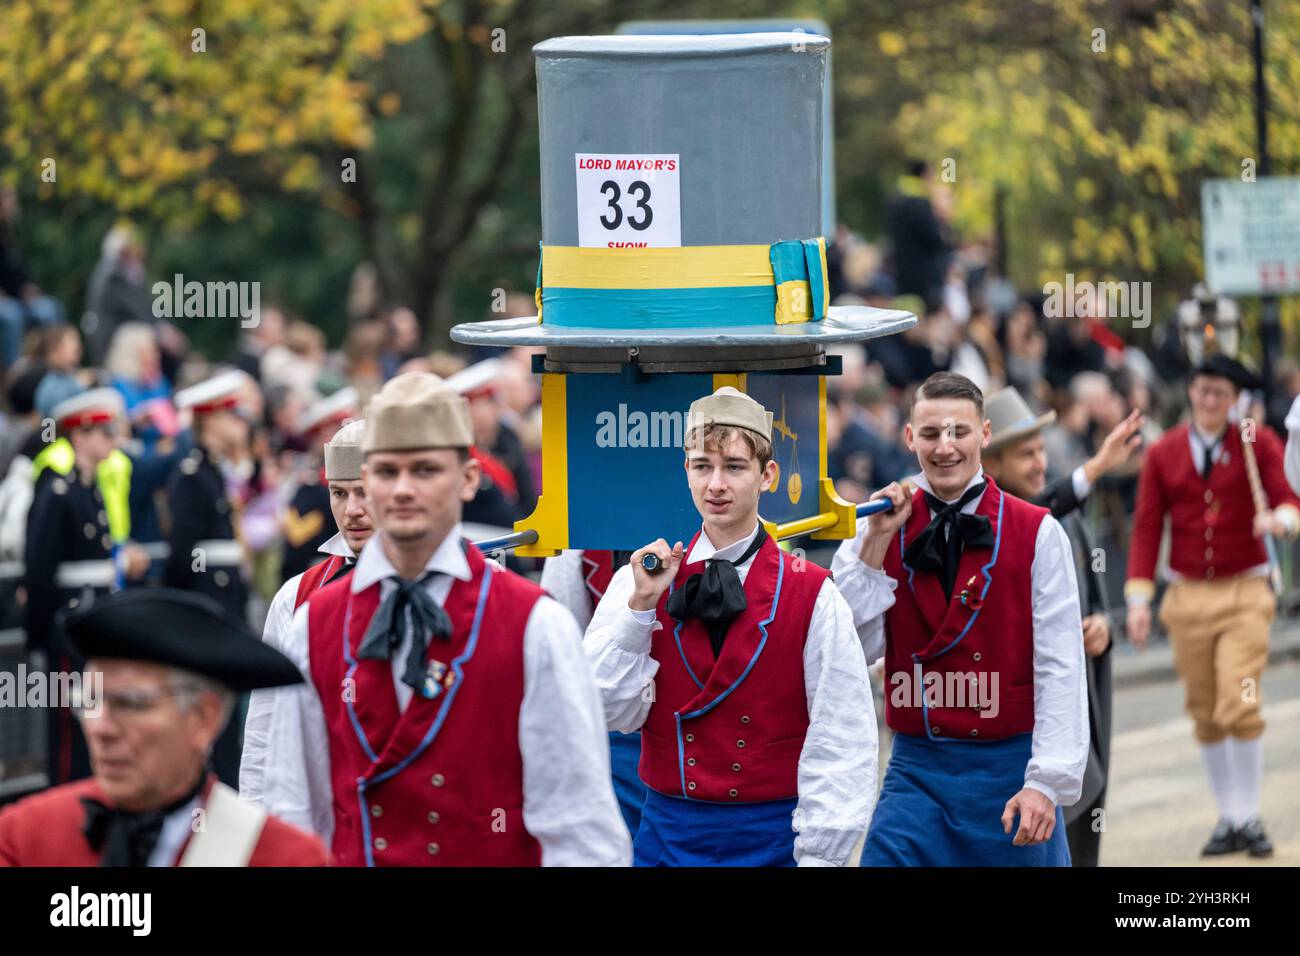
1071, 465, 1091, 502
1023, 778, 1060, 807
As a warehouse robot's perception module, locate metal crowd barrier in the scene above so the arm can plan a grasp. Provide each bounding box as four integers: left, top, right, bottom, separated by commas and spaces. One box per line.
0, 561, 45, 801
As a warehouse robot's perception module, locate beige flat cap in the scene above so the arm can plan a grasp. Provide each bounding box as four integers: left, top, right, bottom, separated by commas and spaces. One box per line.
324, 418, 366, 480
686, 386, 774, 443
363, 373, 473, 453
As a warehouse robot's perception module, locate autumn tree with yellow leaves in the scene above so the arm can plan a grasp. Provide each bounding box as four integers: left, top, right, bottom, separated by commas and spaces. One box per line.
828, 0, 1300, 337
0, 0, 765, 345
1, 0, 1293, 347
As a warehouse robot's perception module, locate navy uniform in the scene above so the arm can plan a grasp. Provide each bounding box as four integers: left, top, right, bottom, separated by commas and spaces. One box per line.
164, 373, 249, 622
23, 390, 124, 785
281, 388, 358, 582
165, 371, 251, 786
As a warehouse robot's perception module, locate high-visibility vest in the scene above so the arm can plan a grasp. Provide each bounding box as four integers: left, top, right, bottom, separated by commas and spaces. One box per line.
32, 439, 133, 542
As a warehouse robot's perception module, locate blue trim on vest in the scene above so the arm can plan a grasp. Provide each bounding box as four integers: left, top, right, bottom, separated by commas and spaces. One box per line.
683, 549, 783, 720
671, 550, 786, 800
917, 488, 1005, 742
899, 523, 917, 596
357, 777, 374, 863
667, 578, 707, 692
351, 565, 495, 866
340, 593, 381, 764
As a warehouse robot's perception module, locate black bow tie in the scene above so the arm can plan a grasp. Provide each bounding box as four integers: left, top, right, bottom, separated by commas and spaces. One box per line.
903, 482, 995, 601
357, 571, 454, 695
666, 528, 768, 659
325, 557, 354, 586
82, 774, 207, 867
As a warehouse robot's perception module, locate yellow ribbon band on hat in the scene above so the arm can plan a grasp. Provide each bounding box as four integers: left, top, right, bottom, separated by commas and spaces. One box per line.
536, 239, 828, 329
542, 244, 775, 289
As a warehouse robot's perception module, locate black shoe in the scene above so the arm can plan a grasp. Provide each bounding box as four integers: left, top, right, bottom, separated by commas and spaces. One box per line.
1237, 818, 1274, 858
1200, 818, 1242, 856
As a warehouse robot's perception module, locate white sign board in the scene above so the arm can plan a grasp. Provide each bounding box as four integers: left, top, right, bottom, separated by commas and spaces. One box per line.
576, 153, 681, 248
1202, 177, 1300, 295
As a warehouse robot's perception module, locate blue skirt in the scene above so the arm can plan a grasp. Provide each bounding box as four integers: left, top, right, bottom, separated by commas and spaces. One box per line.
609, 731, 646, 838
635, 789, 799, 867
861, 732, 1071, 867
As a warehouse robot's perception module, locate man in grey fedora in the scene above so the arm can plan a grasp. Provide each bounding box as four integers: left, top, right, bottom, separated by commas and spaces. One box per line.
981, 386, 1142, 865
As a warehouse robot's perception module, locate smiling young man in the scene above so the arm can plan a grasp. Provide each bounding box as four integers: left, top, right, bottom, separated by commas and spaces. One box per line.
240, 418, 373, 804
833, 371, 1087, 866
585, 386, 878, 867
261, 372, 629, 865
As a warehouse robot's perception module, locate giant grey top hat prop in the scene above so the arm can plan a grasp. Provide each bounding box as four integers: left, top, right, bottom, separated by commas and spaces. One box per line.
450, 33, 915, 361
452, 33, 917, 558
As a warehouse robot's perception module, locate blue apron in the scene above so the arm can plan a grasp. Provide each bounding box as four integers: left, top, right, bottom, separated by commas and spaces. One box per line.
609, 731, 646, 837
635, 789, 799, 867
862, 732, 1071, 867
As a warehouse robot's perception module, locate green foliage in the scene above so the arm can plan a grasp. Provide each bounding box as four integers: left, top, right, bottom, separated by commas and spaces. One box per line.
829, 0, 1300, 340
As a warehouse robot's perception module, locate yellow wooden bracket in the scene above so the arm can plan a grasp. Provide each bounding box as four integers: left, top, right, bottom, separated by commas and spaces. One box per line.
513, 373, 565, 557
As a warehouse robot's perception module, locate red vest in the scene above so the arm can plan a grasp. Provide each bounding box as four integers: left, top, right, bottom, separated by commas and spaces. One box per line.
580, 550, 617, 607
1128, 423, 1300, 585
307, 542, 543, 867
882, 477, 1044, 740
294, 554, 348, 610
641, 533, 825, 803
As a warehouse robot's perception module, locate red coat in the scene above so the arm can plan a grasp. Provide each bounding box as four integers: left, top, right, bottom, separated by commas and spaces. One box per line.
1127, 422, 1300, 591
0, 776, 328, 866
294, 553, 348, 610
307, 543, 544, 866
641, 532, 826, 803
881, 476, 1045, 740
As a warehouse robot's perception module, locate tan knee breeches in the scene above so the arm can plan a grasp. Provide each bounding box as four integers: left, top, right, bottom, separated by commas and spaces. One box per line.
1158, 576, 1273, 743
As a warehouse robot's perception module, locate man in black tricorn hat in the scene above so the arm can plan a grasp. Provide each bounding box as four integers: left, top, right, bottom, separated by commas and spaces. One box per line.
0, 589, 328, 866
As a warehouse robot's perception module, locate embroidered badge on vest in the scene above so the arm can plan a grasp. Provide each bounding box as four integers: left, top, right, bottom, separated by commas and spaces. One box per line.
957, 574, 984, 609
420, 658, 457, 700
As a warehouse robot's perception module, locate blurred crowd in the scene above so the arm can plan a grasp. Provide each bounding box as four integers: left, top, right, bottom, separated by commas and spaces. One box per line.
0, 197, 548, 625
824, 161, 1300, 606
1, 162, 1297, 624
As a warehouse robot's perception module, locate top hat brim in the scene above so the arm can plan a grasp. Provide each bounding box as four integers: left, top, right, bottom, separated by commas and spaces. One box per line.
986, 410, 1058, 452
450, 306, 916, 349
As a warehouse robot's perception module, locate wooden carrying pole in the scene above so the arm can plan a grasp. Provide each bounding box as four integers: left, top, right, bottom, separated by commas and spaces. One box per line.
1239, 420, 1283, 595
